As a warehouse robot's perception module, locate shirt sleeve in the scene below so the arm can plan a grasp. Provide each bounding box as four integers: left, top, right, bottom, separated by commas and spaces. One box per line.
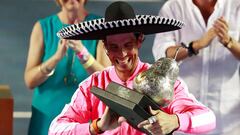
166, 79, 216, 134
152, 1, 179, 60
48, 77, 94, 135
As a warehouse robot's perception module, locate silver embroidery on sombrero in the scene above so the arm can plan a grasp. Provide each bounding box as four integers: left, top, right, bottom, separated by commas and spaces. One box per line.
57, 15, 184, 39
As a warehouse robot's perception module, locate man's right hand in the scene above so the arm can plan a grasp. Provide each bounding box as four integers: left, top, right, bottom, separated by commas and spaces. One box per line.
98, 107, 126, 132
197, 27, 217, 49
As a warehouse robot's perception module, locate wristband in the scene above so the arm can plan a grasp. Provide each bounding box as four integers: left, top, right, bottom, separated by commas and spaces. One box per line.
188, 41, 199, 56
224, 37, 233, 49
76, 46, 89, 61
92, 118, 104, 134
180, 42, 198, 57
83, 55, 95, 69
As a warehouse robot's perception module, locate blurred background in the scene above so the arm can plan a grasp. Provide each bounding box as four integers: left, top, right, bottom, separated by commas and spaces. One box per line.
0, 0, 166, 134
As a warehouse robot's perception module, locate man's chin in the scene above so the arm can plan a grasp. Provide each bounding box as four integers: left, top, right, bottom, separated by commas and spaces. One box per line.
116, 65, 132, 72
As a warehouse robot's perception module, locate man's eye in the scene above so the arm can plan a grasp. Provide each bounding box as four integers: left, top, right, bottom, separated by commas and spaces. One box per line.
111, 46, 118, 49
109, 46, 119, 51
125, 43, 134, 49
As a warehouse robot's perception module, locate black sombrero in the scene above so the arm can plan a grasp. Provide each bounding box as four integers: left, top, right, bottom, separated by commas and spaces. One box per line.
57, 1, 184, 40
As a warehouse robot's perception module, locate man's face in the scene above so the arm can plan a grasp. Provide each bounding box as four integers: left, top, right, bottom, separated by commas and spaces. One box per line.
105, 33, 141, 74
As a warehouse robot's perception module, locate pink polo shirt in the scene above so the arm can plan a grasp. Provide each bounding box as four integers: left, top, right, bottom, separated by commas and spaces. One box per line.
49, 60, 216, 135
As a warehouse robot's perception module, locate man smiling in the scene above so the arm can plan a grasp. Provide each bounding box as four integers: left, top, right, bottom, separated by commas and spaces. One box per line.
49, 1, 216, 135
104, 33, 142, 82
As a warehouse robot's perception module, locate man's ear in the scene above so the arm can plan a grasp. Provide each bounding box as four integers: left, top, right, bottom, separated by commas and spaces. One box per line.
102, 40, 109, 55
138, 34, 144, 43
137, 34, 144, 48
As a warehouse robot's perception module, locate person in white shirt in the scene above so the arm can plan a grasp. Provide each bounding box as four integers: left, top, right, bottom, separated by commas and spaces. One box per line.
152, 0, 240, 134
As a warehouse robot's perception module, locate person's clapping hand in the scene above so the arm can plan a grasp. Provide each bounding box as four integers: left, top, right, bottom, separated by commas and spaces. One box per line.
53, 39, 68, 61
213, 16, 231, 46
66, 19, 88, 54
197, 27, 217, 49
66, 40, 86, 54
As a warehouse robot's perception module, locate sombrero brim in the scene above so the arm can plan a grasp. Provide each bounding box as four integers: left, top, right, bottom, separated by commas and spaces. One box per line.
57, 15, 184, 40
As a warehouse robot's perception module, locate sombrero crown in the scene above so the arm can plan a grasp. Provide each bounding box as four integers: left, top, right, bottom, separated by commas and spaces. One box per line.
57, 1, 184, 40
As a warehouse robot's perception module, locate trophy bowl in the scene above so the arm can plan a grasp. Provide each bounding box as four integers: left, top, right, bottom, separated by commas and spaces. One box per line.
133, 57, 179, 107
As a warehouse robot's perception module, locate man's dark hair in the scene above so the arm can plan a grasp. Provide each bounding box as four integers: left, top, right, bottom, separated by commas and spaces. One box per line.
103, 32, 144, 42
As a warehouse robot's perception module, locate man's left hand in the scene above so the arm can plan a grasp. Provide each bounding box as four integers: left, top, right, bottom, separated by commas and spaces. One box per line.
213, 16, 231, 46
137, 106, 179, 135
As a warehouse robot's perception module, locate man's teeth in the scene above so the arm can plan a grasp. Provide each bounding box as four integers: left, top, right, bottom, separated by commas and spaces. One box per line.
117, 58, 130, 64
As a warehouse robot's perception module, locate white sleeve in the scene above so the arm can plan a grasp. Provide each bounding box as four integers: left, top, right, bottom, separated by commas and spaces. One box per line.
153, 32, 176, 60
152, 1, 178, 60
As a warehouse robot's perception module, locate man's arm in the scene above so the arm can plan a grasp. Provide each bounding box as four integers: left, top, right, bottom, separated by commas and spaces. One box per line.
48, 86, 93, 135
168, 79, 216, 134
213, 17, 240, 60
160, 28, 216, 62
137, 79, 216, 134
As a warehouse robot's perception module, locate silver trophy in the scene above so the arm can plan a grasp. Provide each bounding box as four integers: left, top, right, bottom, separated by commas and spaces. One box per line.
133, 49, 180, 107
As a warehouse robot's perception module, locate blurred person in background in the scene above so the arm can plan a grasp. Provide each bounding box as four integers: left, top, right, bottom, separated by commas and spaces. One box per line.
153, 0, 240, 134
24, 0, 111, 135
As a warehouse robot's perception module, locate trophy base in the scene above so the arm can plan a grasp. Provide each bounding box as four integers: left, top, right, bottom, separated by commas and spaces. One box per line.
91, 81, 160, 134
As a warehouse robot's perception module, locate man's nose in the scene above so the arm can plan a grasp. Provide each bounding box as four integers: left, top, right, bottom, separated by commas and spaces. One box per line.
119, 48, 128, 56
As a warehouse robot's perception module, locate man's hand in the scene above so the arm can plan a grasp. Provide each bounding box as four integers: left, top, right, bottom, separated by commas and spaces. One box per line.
213, 16, 231, 46
97, 107, 126, 132
197, 27, 217, 49
137, 107, 179, 135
